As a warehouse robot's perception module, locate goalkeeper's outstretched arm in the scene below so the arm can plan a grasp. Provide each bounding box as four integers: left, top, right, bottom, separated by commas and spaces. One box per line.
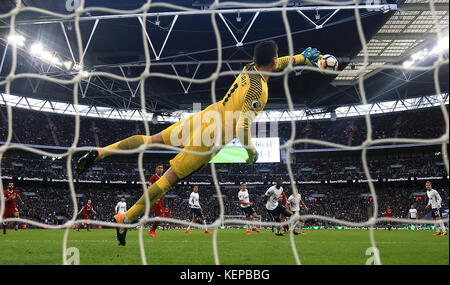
236, 109, 258, 165
235, 77, 265, 165
274, 47, 321, 71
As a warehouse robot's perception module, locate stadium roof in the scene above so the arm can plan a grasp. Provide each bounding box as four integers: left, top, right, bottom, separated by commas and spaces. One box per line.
334, 0, 449, 83
0, 0, 448, 115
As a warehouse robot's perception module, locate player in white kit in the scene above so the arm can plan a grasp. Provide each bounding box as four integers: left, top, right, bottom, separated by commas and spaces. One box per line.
407, 204, 418, 231
287, 191, 309, 235
425, 181, 447, 236
115, 196, 127, 215
185, 185, 211, 234
264, 178, 292, 236
238, 182, 260, 235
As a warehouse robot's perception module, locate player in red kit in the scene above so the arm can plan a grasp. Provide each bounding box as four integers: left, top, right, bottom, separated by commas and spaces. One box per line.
148, 163, 165, 237
385, 205, 394, 231
2, 181, 24, 235
280, 191, 288, 207
77, 199, 97, 231
162, 206, 171, 230
279, 191, 291, 234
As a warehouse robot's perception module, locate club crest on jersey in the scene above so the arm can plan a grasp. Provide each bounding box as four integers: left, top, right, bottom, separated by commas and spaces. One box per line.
240, 74, 247, 87
251, 100, 260, 110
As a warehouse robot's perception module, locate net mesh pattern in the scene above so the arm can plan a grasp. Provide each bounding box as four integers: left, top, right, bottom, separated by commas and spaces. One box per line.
0, 0, 448, 265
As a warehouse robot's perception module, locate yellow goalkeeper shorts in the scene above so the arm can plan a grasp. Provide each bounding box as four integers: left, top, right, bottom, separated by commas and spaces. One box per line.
161, 104, 223, 179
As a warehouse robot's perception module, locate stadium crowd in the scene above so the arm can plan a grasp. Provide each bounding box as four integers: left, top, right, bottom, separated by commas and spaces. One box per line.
1, 106, 446, 149
0, 153, 446, 183
7, 182, 448, 228
1, 105, 447, 229
281, 107, 445, 149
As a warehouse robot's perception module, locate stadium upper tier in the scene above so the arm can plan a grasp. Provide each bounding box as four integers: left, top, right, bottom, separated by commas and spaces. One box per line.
0, 105, 447, 150
1, 151, 446, 183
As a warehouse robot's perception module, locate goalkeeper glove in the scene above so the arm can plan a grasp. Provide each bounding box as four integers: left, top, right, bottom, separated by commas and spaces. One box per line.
300, 47, 321, 67
246, 148, 259, 165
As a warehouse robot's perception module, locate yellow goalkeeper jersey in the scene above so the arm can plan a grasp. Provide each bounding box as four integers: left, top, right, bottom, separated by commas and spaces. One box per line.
216, 54, 305, 147
161, 54, 305, 179
216, 62, 268, 147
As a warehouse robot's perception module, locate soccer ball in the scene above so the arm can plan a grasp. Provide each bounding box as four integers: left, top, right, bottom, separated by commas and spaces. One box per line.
317, 54, 338, 71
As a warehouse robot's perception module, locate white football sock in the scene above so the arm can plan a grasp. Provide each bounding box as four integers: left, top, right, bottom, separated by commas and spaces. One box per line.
439, 221, 446, 233
253, 217, 259, 228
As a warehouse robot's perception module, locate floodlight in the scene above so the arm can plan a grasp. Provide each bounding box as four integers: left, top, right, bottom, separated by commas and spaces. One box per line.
402, 60, 413, 68
41, 51, 54, 61
30, 42, 44, 55
63, 61, 73, 70
7, 33, 25, 47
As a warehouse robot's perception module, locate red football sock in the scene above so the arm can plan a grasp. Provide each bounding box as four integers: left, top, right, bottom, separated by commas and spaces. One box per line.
283, 225, 289, 232
151, 221, 160, 232
2, 224, 6, 234
87, 224, 90, 231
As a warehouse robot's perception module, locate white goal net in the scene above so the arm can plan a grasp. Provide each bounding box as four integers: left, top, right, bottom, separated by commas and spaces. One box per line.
0, 0, 448, 266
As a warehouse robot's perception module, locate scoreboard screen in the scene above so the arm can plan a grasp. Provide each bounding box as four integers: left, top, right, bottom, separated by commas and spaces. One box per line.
209, 137, 280, 163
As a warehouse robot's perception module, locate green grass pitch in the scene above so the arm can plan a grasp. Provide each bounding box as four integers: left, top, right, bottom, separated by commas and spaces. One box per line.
0, 228, 448, 265
210, 146, 248, 163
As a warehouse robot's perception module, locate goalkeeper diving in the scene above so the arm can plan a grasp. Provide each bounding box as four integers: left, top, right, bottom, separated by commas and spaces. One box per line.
75, 41, 325, 246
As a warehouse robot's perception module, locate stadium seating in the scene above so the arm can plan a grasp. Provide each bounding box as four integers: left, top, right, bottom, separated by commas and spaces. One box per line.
1, 106, 447, 227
